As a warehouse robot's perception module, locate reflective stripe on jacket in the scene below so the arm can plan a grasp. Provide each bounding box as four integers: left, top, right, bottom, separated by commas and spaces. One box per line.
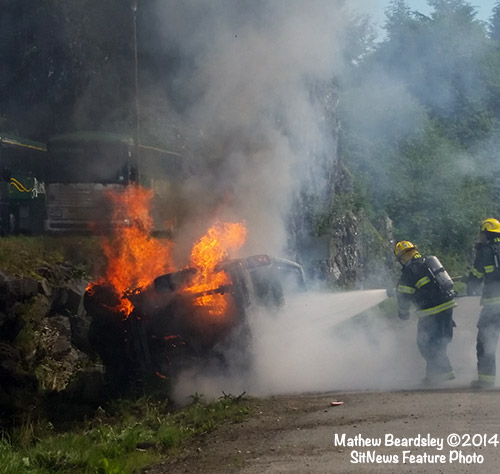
467, 239, 500, 306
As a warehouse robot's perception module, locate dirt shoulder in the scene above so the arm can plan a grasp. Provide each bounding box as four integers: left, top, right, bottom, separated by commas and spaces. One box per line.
146, 388, 500, 474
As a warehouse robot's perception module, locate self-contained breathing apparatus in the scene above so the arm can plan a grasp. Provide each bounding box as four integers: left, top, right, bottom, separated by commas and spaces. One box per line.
488, 241, 500, 280
425, 255, 455, 298
480, 218, 500, 281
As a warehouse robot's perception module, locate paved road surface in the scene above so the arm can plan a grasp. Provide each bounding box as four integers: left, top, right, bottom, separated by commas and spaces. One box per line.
149, 296, 500, 474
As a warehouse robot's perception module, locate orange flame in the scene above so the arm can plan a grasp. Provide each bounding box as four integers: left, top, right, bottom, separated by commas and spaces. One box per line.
92, 186, 174, 316
185, 220, 247, 315
90, 185, 247, 320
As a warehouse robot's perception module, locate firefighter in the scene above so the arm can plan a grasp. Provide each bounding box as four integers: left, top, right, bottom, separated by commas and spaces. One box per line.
467, 217, 500, 389
394, 240, 456, 385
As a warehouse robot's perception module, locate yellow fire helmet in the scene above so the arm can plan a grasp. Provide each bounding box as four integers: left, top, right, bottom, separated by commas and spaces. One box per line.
481, 218, 500, 234
394, 240, 416, 258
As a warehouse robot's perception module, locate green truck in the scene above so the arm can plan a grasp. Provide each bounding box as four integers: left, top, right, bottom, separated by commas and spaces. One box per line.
0, 134, 46, 234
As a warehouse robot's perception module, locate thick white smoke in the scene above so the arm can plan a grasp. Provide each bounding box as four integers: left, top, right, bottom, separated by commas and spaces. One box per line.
149, 1, 420, 402
171, 293, 482, 404
170, 290, 419, 403
142, 2, 496, 404
152, 0, 348, 258
150, 2, 468, 402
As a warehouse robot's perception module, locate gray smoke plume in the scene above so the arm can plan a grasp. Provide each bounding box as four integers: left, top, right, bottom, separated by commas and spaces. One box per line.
145, 1, 418, 402
150, 2, 496, 402
148, 1, 472, 402
148, 0, 349, 261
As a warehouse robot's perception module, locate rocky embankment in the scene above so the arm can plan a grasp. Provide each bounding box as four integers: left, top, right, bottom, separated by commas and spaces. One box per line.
0, 264, 105, 425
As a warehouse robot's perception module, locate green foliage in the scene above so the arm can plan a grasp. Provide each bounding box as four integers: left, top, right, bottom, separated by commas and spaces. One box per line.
4, 0, 500, 282
1, 1, 136, 138
340, 0, 500, 273
0, 237, 63, 279
382, 0, 492, 143
0, 236, 102, 279
342, 11, 377, 64
490, 1, 500, 43
0, 394, 251, 474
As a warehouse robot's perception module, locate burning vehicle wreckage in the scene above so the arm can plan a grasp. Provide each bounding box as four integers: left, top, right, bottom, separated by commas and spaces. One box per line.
82, 188, 306, 394
85, 253, 306, 393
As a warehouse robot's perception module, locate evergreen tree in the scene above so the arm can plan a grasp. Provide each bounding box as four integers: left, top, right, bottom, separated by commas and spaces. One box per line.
339, 0, 500, 260
490, 1, 500, 45
0, 0, 137, 140
427, 0, 477, 21
377, 0, 493, 145
384, 0, 414, 41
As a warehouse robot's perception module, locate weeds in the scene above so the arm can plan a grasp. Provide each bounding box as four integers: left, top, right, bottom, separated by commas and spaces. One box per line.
0, 235, 101, 279
0, 393, 251, 474
0, 239, 252, 472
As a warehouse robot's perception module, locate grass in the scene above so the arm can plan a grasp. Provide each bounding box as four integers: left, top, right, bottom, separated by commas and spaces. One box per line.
0, 237, 252, 472
0, 393, 251, 474
0, 235, 102, 280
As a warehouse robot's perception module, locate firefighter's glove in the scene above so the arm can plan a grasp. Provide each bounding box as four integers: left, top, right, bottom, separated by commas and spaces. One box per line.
398, 311, 410, 321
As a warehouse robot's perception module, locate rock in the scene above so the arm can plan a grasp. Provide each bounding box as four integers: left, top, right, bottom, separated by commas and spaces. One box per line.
35, 346, 89, 392
66, 281, 88, 317
70, 313, 92, 354
38, 278, 53, 297
25, 294, 51, 324
0, 270, 11, 288
0, 265, 106, 422
9, 278, 38, 300
50, 279, 88, 316
0, 311, 24, 342
0, 272, 14, 312
44, 316, 72, 358
37, 263, 75, 284
0, 359, 38, 391
50, 287, 70, 313
0, 341, 20, 362
64, 367, 107, 405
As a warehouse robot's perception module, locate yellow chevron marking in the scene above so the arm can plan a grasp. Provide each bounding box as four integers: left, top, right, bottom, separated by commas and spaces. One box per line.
9, 177, 32, 193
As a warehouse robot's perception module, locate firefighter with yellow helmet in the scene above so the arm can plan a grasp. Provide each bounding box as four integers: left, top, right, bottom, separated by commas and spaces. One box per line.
394, 240, 456, 385
467, 217, 500, 388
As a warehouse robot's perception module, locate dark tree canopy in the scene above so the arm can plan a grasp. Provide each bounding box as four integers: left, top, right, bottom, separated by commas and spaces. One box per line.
3, 0, 500, 265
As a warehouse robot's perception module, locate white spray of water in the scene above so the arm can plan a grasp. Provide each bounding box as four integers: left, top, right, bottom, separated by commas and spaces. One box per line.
172, 293, 486, 403
171, 289, 426, 403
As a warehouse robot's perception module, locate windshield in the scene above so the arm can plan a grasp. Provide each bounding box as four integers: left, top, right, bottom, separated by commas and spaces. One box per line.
47, 143, 131, 183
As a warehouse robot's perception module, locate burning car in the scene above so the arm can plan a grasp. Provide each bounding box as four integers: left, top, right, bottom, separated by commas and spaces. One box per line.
82, 186, 306, 394
84, 253, 306, 393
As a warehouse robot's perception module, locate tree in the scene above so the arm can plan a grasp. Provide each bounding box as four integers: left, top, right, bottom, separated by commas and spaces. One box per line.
0, 0, 138, 140
342, 12, 377, 66
339, 0, 500, 265
384, 0, 414, 41
427, 0, 477, 21
376, 0, 495, 145
490, 1, 500, 44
